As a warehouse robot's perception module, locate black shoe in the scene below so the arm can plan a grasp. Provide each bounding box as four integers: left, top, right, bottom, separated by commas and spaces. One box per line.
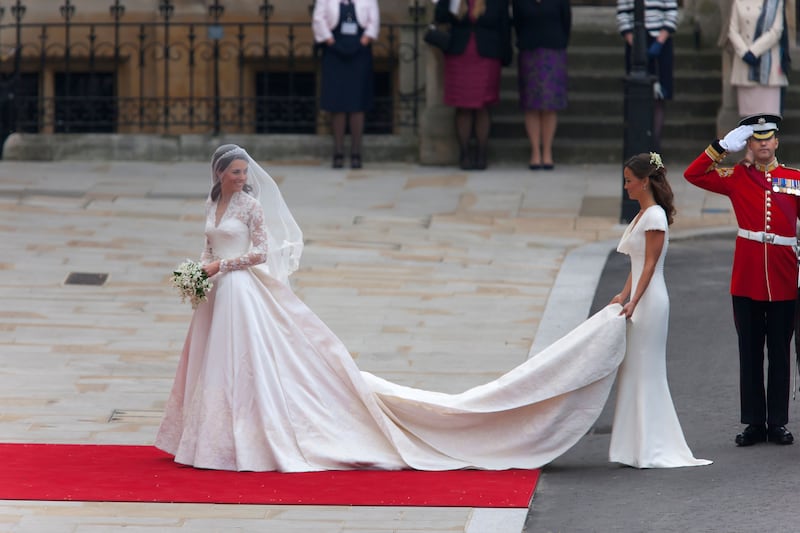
351, 154, 362, 169
767, 425, 794, 445
459, 155, 473, 170
735, 424, 767, 446
332, 153, 344, 169
475, 149, 487, 170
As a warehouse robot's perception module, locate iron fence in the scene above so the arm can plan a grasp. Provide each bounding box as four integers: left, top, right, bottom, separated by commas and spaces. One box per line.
0, 0, 427, 143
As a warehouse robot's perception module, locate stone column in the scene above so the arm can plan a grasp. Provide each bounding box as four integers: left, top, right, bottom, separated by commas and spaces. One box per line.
419, 46, 456, 165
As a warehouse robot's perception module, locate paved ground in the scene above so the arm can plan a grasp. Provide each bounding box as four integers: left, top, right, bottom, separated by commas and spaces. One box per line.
2, 157, 788, 532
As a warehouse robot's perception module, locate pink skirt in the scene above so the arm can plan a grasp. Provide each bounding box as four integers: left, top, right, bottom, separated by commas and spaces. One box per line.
443, 34, 501, 109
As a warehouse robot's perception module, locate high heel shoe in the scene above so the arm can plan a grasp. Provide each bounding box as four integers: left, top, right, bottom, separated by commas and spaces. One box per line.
332, 153, 344, 169
351, 153, 362, 169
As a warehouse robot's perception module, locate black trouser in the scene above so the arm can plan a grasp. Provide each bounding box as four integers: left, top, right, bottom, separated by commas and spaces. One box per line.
732, 296, 794, 426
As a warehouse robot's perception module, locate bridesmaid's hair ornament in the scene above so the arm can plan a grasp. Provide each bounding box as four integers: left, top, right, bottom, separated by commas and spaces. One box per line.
649, 152, 664, 170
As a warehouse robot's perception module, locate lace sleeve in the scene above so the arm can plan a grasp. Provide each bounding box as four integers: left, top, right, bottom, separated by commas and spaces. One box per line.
219, 196, 269, 273
200, 199, 214, 265
200, 237, 213, 265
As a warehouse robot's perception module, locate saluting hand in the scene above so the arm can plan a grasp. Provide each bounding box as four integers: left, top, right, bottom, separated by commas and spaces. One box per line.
720, 125, 754, 152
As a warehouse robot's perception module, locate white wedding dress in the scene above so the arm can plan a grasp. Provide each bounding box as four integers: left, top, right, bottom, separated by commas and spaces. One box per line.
155, 192, 629, 472
608, 205, 712, 468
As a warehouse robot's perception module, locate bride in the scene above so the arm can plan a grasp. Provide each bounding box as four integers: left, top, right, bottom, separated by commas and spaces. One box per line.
154, 145, 705, 472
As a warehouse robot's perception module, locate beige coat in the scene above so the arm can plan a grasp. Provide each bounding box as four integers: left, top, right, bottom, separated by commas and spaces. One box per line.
728, 0, 787, 87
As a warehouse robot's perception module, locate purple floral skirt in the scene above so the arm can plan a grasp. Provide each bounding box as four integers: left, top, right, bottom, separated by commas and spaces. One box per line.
517, 48, 568, 111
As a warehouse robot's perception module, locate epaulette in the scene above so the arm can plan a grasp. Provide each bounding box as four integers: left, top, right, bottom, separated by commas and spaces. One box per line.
778, 163, 800, 172
716, 167, 735, 178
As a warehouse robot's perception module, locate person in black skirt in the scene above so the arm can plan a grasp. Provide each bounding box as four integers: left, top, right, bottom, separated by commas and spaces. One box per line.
313, 0, 381, 169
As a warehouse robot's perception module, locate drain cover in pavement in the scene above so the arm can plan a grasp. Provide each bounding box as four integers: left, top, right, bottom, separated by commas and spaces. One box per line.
64, 272, 109, 286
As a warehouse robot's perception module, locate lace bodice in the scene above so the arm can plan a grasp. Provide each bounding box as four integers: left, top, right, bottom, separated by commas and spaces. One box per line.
200, 191, 268, 273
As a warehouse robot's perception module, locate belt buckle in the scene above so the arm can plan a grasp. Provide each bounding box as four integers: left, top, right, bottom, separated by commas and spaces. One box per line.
764, 233, 775, 244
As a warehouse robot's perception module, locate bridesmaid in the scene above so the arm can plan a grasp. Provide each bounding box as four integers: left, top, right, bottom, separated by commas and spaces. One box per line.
312, 0, 380, 169
609, 153, 712, 468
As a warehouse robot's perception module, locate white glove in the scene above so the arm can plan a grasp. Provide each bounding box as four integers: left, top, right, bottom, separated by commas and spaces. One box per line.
719, 125, 754, 152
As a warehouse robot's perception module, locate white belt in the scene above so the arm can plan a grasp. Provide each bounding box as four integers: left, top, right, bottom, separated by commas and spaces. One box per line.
737, 228, 797, 246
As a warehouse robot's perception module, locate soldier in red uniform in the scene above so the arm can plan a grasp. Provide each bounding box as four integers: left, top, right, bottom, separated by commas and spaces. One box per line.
684, 113, 799, 446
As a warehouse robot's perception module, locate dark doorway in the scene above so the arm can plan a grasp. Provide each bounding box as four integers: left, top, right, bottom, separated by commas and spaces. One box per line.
54, 72, 116, 133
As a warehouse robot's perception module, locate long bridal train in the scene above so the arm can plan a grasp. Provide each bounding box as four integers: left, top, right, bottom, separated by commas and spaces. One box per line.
155, 257, 628, 472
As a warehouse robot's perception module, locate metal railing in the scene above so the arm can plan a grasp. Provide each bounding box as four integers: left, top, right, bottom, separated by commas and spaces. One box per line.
0, 0, 426, 142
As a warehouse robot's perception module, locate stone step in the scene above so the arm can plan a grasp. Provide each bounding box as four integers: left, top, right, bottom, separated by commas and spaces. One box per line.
493, 91, 721, 118
491, 115, 718, 141
565, 46, 720, 71
501, 69, 722, 94
489, 135, 800, 166
484, 137, 705, 165
569, 27, 704, 49
484, 134, 800, 167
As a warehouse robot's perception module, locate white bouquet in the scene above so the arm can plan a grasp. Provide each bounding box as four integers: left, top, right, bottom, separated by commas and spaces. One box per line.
171, 259, 213, 309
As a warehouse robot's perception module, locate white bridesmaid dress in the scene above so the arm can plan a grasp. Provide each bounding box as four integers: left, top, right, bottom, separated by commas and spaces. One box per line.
608, 205, 712, 468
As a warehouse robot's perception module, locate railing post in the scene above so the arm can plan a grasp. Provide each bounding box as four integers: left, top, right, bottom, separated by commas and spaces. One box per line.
409, 0, 424, 132
110, 0, 124, 132
260, 0, 273, 133
11, 1, 25, 138
158, 0, 173, 131
209, 0, 224, 136
59, 0, 74, 133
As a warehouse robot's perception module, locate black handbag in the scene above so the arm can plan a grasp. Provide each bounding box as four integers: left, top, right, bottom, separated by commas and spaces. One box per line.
424, 23, 451, 52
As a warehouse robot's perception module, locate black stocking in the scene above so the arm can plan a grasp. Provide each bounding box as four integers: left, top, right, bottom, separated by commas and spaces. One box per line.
348, 112, 365, 156
455, 108, 474, 168
331, 112, 346, 156
474, 107, 490, 169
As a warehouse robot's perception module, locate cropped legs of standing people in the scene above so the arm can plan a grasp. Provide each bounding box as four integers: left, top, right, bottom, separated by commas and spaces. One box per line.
455, 107, 491, 170
330, 111, 366, 169
524, 110, 557, 169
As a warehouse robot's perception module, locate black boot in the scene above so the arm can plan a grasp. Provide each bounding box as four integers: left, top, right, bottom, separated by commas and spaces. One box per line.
474, 146, 488, 170
459, 148, 473, 170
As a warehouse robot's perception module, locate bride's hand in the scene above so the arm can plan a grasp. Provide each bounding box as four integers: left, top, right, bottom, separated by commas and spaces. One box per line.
203, 260, 221, 278
610, 293, 625, 306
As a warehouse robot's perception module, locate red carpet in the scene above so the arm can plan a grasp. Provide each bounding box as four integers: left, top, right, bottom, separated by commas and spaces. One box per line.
0, 443, 539, 507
